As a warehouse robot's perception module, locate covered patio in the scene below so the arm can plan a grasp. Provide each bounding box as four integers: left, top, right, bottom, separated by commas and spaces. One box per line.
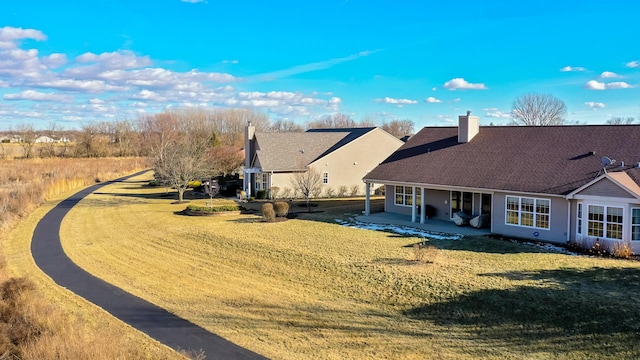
355, 212, 492, 237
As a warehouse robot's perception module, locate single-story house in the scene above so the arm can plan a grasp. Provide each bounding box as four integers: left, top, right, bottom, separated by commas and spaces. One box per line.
363, 112, 640, 253
243, 123, 404, 198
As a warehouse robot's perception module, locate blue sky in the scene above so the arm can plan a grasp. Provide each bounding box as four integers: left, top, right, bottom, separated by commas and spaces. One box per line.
1, 0, 639, 129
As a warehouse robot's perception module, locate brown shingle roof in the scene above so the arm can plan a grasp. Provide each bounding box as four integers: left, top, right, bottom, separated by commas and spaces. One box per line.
364, 125, 640, 196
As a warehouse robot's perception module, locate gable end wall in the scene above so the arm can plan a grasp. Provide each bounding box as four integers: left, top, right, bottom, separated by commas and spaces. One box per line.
576, 178, 635, 198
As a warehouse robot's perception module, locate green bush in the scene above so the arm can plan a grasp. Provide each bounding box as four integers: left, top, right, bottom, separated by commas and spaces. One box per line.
261, 203, 276, 222
273, 201, 289, 217
186, 204, 241, 212
256, 189, 267, 199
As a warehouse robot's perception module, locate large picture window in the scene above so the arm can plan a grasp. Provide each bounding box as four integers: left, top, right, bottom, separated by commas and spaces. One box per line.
394, 186, 421, 207
587, 205, 623, 240
505, 196, 550, 229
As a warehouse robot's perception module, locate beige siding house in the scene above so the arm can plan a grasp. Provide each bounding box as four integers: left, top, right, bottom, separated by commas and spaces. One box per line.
243, 123, 403, 198
364, 112, 640, 254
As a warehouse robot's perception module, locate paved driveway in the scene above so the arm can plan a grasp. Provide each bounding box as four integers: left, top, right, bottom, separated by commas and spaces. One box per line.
31, 172, 267, 360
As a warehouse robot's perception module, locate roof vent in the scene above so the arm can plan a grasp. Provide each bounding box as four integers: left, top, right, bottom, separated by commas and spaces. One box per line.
588, 151, 596, 156
636, 162, 640, 168
620, 161, 625, 168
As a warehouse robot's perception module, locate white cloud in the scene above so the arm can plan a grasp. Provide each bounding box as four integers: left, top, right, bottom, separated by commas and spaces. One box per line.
585, 101, 606, 110
3, 90, 72, 102
424, 96, 442, 103
560, 66, 586, 72
0, 26, 46, 49
626, 60, 640, 68
374, 97, 418, 105
484, 108, 511, 118
443, 78, 487, 90
253, 49, 381, 80
584, 80, 635, 90
222, 59, 239, 64
599, 71, 621, 79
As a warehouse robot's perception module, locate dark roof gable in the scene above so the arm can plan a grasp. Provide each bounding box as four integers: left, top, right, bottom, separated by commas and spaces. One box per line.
364, 125, 640, 195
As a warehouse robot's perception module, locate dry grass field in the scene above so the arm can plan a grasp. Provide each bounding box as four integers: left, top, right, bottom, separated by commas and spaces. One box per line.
1, 158, 182, 359
22, 171, 640, 359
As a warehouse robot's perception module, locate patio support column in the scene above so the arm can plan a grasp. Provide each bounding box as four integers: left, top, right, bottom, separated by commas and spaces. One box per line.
243, 170, 251, 198
411, 186, 417, 223
420, 187, 426, 224
364, 181, 371, 216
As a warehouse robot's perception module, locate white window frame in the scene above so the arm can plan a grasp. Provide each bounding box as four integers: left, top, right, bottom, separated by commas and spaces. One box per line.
577, 203, 583, 235
586, 204, 624, 240
394, 186, 420, 207
505, 195, 550, 230
322, 172, 329, 185
632, 207, 640, 242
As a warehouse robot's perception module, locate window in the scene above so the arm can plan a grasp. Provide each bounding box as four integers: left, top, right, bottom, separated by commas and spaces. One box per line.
322, 172, 329, 184
505, 196, 550, 229
577, 203, 583, 235
255, 173, 269, 191
587, 205, 623, 240
451, 191, 472, 216
394, 186, 421, 206
632, 208, 640, 241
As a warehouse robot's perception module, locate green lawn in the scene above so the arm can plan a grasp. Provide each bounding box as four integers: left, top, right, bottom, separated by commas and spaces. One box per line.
59, 172, 640, 359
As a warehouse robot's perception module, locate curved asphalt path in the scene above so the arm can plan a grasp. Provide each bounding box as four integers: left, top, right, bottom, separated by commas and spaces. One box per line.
31, 171, 267, 360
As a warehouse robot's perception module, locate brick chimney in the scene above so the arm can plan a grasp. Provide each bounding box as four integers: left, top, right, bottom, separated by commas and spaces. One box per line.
458, 110, 479, 143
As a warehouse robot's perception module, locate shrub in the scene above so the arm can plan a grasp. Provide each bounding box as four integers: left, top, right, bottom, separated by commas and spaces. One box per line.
256, 189, 267, 200
350, 184, 360, 197
413, 243, 438, 264
281, 187, 292, 199
611, 242, 633, 259
324, 186, 335, 198
187, 180, 202, 189
261, 203, 276, 222
337, 185, 348, 198
185, 204, 241, 213
273, 201, 289, 217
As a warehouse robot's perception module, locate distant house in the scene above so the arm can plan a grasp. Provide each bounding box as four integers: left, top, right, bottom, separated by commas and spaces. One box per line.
35, 135, 55, 143
363, 112, 640, 253
243, 123, 404, 198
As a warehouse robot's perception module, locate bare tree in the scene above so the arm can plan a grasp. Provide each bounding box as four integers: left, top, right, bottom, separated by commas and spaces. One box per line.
307, 113, 357, 129
511, 93, 567, 126
14, 123, 36, 158
382, 119, 415, 137
606, 116, 635, 125
143, 110, 221, 203
290, 166, 323, 211
270, 119, 304, 132
209, 145, 244, 176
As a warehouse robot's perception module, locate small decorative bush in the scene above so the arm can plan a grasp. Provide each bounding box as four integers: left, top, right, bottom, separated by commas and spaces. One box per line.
611, 242, 633, 259
188, 180, 202, 189
270, 186, 280, 199
273, 201, 289, 217
413, 243, 438, 264
350, 184, 360, 197
261, 202, 276, 222
256, 189, 267, 199
337, 185, 348, 197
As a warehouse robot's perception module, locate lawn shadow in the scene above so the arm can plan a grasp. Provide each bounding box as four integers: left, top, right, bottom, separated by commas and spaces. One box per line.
404, 266, 640, 355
